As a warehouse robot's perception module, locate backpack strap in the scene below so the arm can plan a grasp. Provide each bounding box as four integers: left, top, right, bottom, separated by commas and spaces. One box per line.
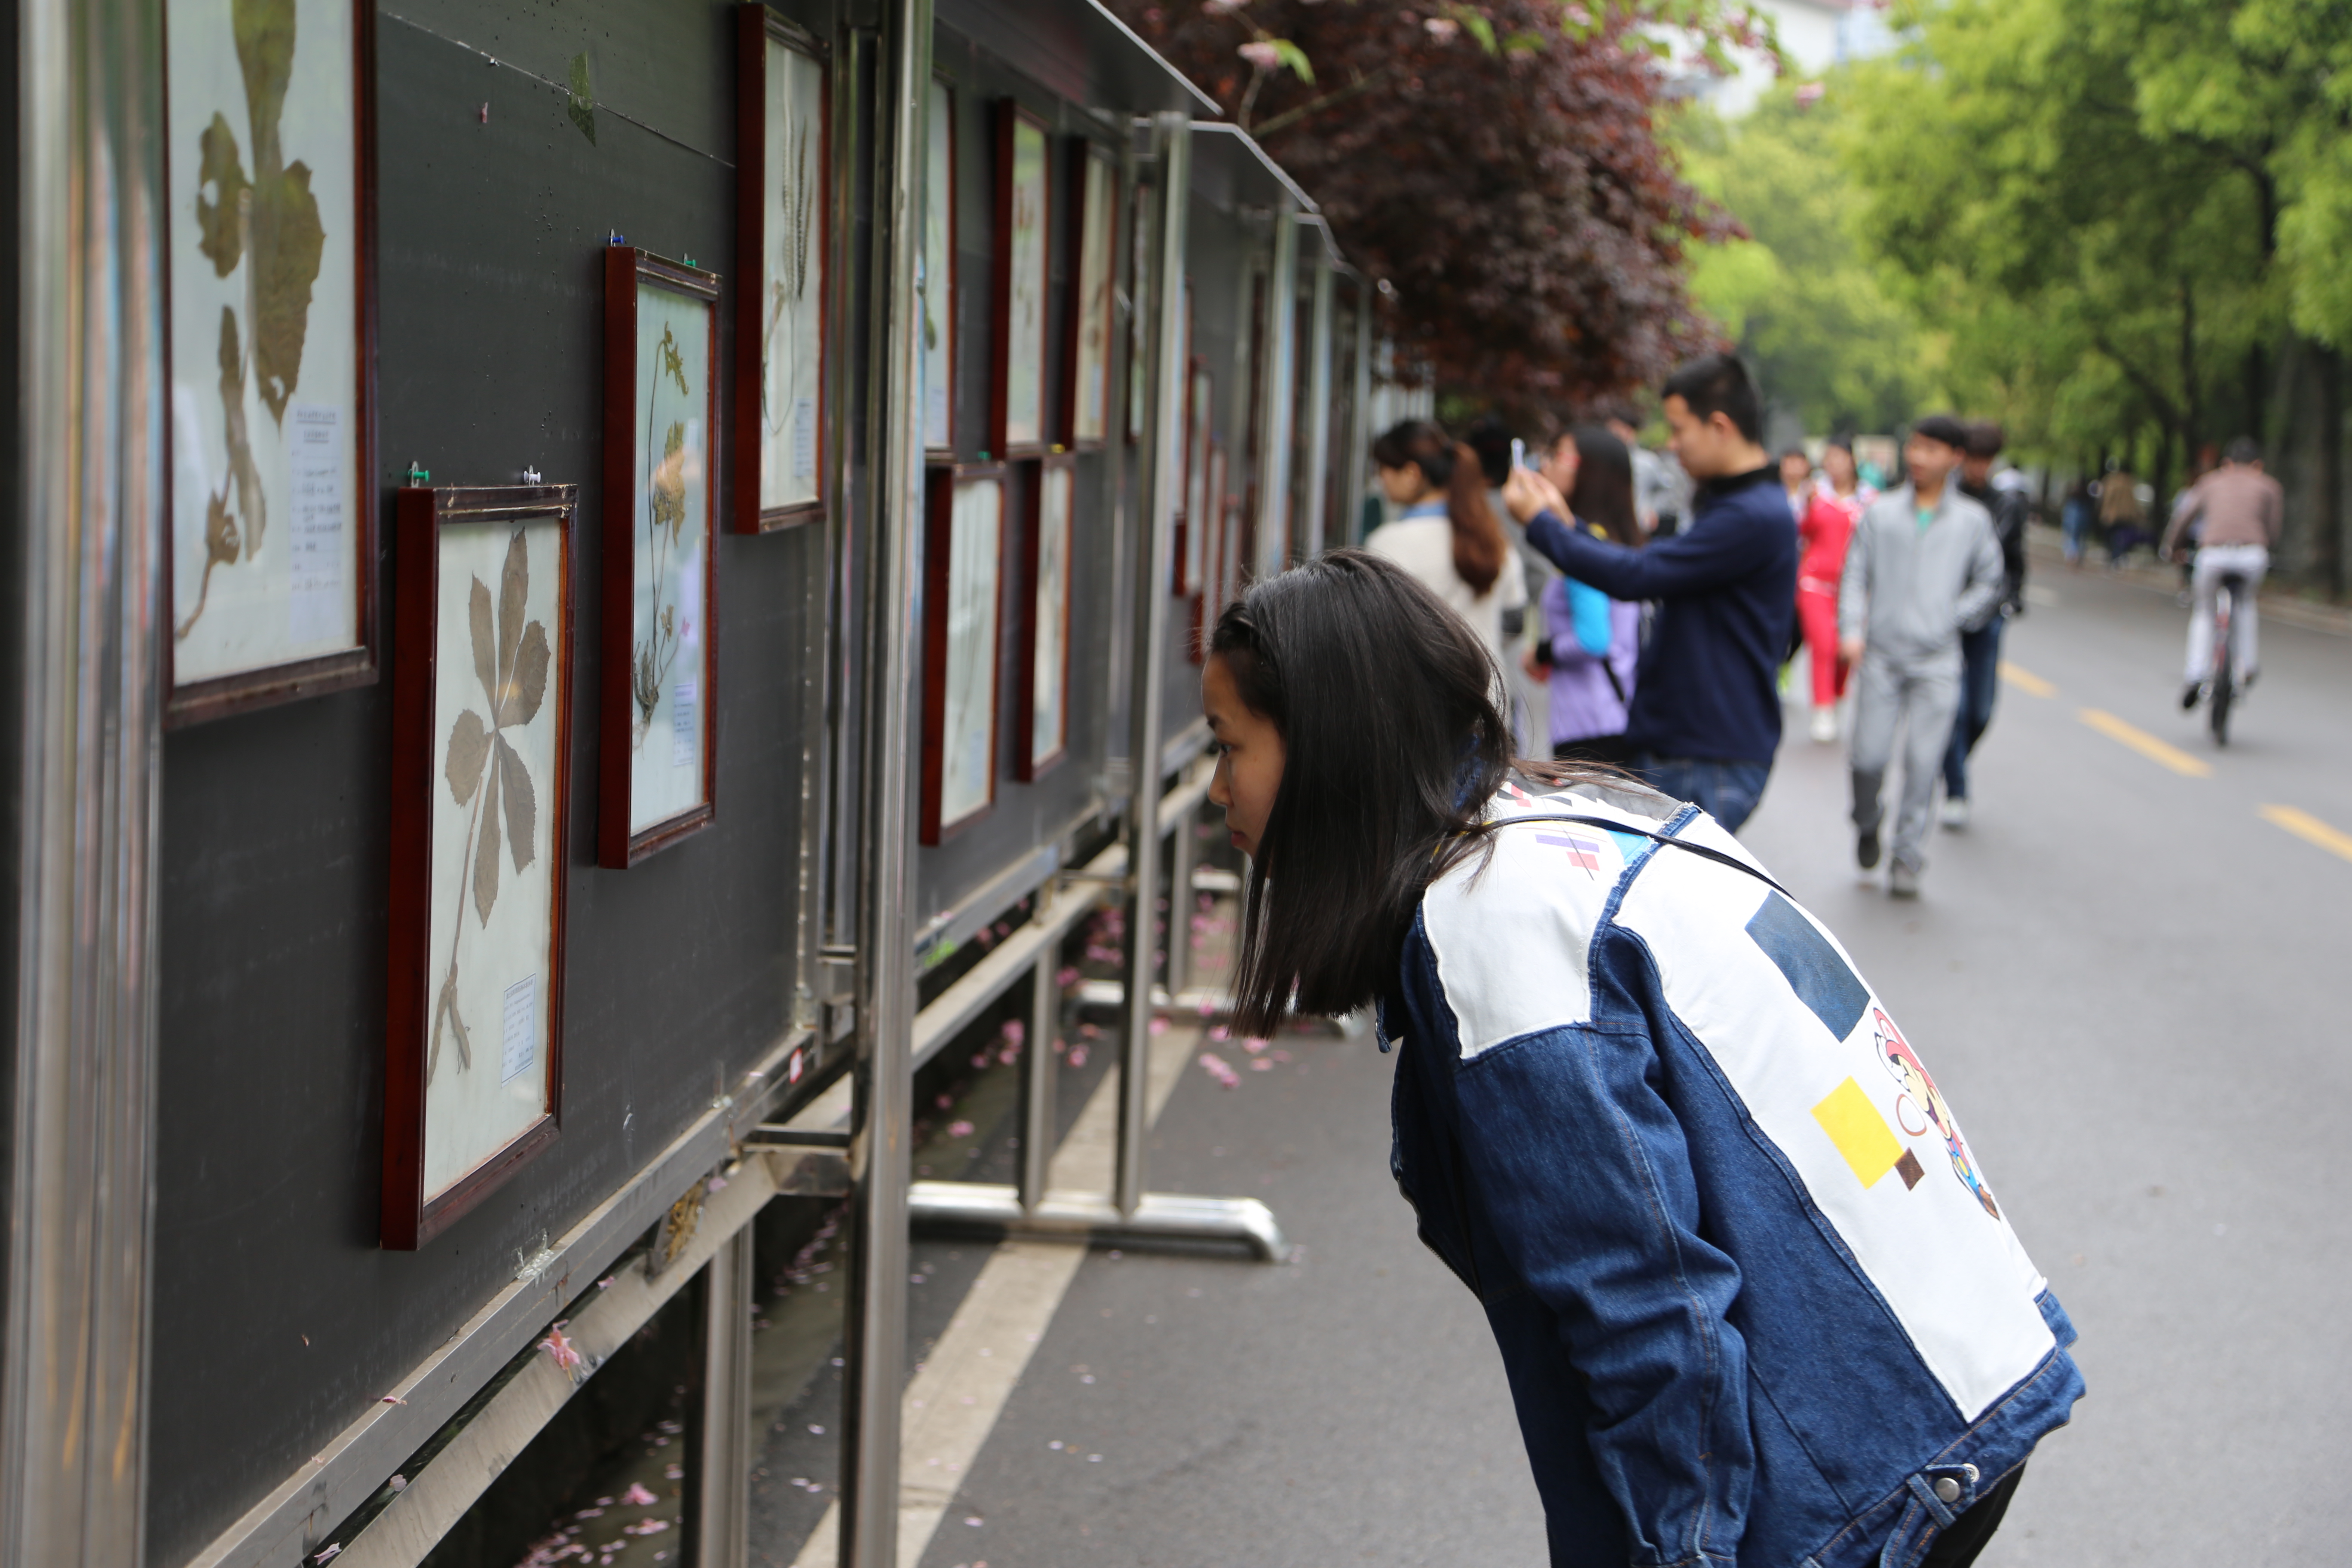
1484, 812, 1793, 900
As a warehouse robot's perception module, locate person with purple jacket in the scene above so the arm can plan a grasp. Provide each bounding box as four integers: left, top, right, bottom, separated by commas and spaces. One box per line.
1521, 425, 1643, 766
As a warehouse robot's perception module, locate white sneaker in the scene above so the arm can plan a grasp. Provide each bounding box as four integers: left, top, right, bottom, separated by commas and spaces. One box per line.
1939, 796, 1970, 830
1809, 708, 1838, 744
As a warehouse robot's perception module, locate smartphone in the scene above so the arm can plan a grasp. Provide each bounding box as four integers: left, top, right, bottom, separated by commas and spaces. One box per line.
1510, 437, 1527, 471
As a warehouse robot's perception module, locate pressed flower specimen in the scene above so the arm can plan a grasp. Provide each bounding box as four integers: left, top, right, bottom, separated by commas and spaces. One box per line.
430, 528, 550, 1082
631, 322, 693, 748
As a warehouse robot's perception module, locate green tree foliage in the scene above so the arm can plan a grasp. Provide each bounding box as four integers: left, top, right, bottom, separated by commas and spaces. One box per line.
1675, 90, 1945, 436
1837, 0, 2279, 475
1108, 1, 1779, 425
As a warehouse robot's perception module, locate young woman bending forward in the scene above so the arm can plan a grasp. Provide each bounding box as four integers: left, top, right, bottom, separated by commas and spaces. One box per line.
1201, 549, 2080, 1568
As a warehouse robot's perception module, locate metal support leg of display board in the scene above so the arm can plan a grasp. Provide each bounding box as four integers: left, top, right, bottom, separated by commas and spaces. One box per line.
695, 1228, 754, 1568
0, 3, 168, 1565
1164, 805, 1199, 998
835, 1, 930, 1566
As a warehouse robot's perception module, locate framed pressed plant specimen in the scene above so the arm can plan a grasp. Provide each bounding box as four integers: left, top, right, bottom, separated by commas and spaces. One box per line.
602, 248, 721, 867
1124, 183, 1153, 447
920, 465, 1005, 843
1014, 456, 1075, 781
163, 0, 379, 726
1063, 142, 1117, 449
384, 484, 575, 1250
992, 101, 1051, 457
922, 74, 956, 455
1182, 361, 1213, 596
735, 5, 829, 532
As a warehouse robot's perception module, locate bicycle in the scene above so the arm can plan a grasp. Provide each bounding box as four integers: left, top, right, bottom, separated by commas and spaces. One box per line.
2205, 568, 2249, 747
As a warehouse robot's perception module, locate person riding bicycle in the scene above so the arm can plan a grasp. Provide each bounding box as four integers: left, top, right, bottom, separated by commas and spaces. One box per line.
2159, 437, 2282, 712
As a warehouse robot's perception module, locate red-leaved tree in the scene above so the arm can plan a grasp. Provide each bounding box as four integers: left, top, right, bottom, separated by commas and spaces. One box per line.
1111, 0, 1764, 427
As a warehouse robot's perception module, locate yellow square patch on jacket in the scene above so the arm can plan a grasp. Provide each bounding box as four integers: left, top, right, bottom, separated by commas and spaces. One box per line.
1812, 1075, 1904, 1189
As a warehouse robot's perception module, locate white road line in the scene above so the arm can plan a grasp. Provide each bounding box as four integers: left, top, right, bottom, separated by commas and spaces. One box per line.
791, 1016, 1208, 1568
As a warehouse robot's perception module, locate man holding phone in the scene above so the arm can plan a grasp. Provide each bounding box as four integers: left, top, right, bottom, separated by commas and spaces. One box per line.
1503, 354, 1796, 833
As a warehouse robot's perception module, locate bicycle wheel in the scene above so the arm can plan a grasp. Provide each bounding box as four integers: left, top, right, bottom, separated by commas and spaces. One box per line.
2210, 593, 2234, 747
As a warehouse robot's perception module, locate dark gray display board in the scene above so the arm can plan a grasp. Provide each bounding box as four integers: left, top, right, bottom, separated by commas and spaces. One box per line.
148, 3, 855, 1558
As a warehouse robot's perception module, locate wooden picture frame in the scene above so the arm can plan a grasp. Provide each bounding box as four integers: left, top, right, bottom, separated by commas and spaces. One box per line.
384, 484, 576, 1250
602, 248, 722, 867
920, 464, 1006, 842
1062, 141, 1117, 449
163, 0, 380, 726
991, 101, 1051, 457
1014, 456, 1075, 781
734, 5, 831, 532
922, 73, 956, 455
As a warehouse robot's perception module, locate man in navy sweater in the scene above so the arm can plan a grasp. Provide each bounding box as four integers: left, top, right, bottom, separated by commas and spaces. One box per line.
1503, 355, 1798, 832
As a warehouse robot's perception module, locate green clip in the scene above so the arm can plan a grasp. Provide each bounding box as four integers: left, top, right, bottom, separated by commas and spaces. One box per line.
405, 462, 431, 486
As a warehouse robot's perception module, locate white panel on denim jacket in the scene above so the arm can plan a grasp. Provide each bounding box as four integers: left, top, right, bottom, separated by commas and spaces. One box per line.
1420, 785, 1662, 1061
1611, 813, 2055, 1424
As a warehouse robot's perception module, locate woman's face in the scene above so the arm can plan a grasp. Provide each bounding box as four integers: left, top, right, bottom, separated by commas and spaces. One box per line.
1204, 653, 1286, 858
1376, 461, 1431, 506
1823, 445, 1857, 490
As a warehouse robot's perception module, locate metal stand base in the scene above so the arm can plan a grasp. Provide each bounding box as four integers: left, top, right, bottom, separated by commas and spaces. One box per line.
908, 1180, 1288, 1262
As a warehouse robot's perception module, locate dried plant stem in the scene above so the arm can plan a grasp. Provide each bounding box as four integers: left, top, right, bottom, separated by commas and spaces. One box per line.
429, 744, 493, 1082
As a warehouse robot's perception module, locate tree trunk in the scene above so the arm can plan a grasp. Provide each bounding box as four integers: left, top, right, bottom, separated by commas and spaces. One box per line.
2318, 343, 2343, 600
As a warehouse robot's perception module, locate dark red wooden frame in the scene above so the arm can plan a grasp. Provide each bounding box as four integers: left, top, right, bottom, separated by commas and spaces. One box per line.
383, 484, 577, 1251
926, 71, 959, 456
601, 247, 724, 867
1013, 454, 1074, 781
733, 5, 832, 533
162, 0, 382, 727
1058, 140, 1117, 451
989, 100, 1052, 459
919, 462, 1007, 844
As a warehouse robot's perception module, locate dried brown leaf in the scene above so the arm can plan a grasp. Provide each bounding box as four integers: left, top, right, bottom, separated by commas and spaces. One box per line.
445, 708, 490, 804
447, 986, 472, 1071
470, 576, 496, 709
504, 619, 550, 729
497, 529, 530, 700
472, 761, 502, 926
497, 735, 536, 873
195, 113, 248, 277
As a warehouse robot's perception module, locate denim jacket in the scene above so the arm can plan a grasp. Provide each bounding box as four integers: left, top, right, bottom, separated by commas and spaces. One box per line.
1382, 778, 2082, 1568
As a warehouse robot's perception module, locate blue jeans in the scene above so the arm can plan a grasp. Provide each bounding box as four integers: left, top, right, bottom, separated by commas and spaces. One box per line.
1942, 614, 2005, 799
1634, 753, 1771, 834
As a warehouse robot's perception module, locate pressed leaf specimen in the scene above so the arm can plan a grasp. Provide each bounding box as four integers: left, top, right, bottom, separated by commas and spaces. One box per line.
177, 0, 326, 641
761, 113, 814, 434
430, 527, 551, 1084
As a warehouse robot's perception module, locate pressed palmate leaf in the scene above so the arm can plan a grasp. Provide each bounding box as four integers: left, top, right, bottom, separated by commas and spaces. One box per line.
446, 708, 491, 804
472, 760, 502, 926
496, 527, 529, 701
231, 0, 325, 423
496, 735, 536, 873
503, 620, 550, 730
470, 575, 497, 707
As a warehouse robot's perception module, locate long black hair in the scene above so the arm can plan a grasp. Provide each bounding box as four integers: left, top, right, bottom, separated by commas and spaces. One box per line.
1567, 423, 1642, 547
1207, 549, 1612, 1036
1368, 420, 1507, 595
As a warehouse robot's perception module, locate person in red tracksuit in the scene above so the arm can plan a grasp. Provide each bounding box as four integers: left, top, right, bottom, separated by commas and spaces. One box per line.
1798, 437, 1873, 743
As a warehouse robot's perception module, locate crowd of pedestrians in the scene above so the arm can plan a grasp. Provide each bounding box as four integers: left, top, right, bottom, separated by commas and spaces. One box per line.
1366, 353, 2052, 900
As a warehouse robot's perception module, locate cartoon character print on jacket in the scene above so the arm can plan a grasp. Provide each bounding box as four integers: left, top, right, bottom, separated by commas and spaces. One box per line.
1873, 1007, 2000, 1220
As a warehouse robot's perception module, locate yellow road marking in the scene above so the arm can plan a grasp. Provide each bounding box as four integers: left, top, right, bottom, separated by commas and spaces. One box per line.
2259, 804, 2352, 865
1999, 661, 2056, 698
2077, 708, 2213, 778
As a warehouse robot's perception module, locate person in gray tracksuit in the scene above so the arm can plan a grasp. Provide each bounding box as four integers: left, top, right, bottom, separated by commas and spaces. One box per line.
1838, 416, 2005, 896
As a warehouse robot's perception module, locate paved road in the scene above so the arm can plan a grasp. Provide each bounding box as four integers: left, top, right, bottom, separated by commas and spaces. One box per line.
915, 563, 2352, 1567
